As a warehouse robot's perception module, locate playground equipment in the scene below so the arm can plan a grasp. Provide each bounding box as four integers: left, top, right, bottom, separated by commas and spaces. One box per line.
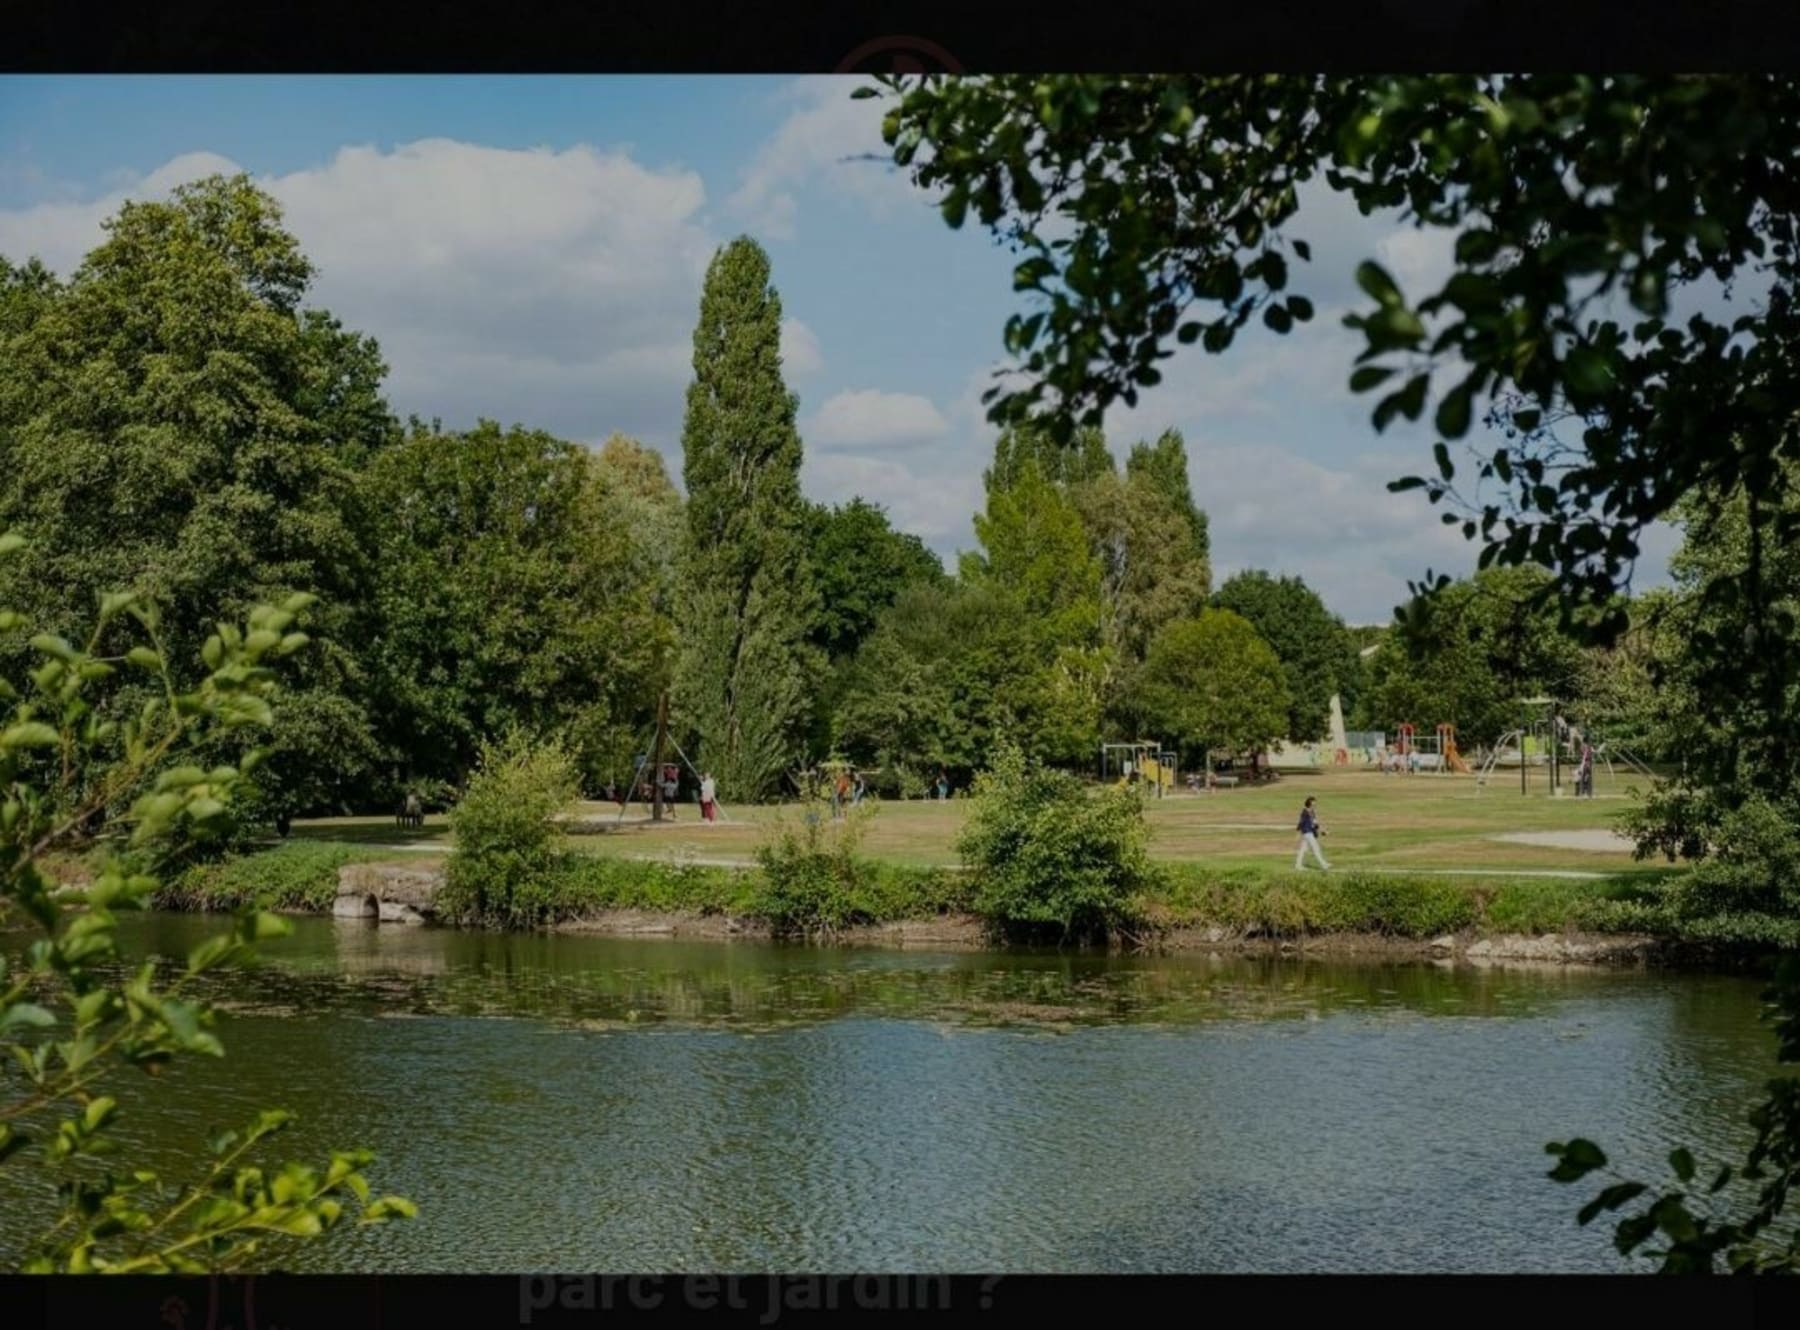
613, 690, 727, 823
1436, 723, 1471, 774
1100, 741, 1177, 796
1473, 696, 1657, 795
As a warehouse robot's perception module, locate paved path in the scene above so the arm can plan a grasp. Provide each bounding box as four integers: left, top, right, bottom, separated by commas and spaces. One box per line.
1487, 829, 1634, 853
1345, 866, 1615, 880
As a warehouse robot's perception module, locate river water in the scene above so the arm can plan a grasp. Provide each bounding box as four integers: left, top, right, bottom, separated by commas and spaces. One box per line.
0, 913, 1782, 1272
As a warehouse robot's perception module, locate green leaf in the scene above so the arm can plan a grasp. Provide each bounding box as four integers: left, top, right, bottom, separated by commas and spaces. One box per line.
1435, 384, 1473, 439
0, 531, 26, 556
1564, 346, 1613, 396
0, 722, 60, 750
1454, 229, 1500, 264
2, 1002, 56, 1029
187, 936, 239, 975
1285, 295, 1314, 322
1547, 1138, 1608, 1182
97, 591, 138, 621
1400, 375, 1430, 420
1354, 260, 1402, 307
1578, 1181, 1648, 1225
1349, 365, 1396, 394
1668, 1147, 1695, 1183
83, 1096, 118, 1132
1263, 303, 1293, 334
125, 647, 163, 671
1614, 1212, 1657, 1254
1291, 239, 1311, 261
29, 633, 78, 662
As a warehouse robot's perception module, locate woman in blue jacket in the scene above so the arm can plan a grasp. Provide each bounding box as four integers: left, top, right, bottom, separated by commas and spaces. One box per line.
1294, 796, 1331, 871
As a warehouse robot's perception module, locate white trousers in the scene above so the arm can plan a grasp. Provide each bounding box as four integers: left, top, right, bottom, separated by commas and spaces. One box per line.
1295, 832, 1330, 870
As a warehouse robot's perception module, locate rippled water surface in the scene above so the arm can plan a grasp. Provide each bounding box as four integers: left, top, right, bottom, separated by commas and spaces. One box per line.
1, 914, 1781, 1272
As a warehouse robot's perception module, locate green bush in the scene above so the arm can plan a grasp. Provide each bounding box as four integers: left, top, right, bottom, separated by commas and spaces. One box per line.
1315, 872, 1477, 938
160, 840, 368, 912
531, 855, 756, 923
1586, 799, 1800, 949
957, 743, 1160, 942
441, 732, 579, 927
752, 806, 880, 937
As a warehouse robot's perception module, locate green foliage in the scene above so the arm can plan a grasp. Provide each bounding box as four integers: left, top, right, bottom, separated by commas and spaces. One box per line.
1125, 430, 1209, 564
832, 581, 1041, 782
1152, 866, 1476, 938
1549, 960, 1800, 1273
1073, 443, 1213, 725
1137, 609, 1290, 760
957, 743, 1160, 941
159, 839, 370, 914
0, 530, 410, 1272
872, 74, 1800, 640
441, 732, 579, 927
673, 238, 820, 800
0, 175, 392, 823
752, 806, 881, 938
1212, 571, 1357, 742
1361, 566, 1583, 742
362, 422, 669, 797
805, 497, 947, 662
962, 454, 1109, 764
1151, 866, 1650, 939
1611, 797, 1800, 949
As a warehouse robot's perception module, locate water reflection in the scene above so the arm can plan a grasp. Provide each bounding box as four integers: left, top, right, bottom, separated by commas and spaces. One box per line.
0, 913, 1781, 1274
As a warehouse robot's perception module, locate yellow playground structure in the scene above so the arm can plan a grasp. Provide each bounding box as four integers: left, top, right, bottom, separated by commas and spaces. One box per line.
1099, 741, 1177, 796
1437, 723, 1472, 774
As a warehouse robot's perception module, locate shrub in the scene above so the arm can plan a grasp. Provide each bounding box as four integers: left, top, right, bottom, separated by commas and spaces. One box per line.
1316, 872, 1478, 938
1589, 798, 1800, 949
957, 743, 1160, 942
753, 805, 879, 937
441, 731, 579, 927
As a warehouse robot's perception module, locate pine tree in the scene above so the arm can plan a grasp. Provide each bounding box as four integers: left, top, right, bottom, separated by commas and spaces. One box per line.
672, 238, 820, 799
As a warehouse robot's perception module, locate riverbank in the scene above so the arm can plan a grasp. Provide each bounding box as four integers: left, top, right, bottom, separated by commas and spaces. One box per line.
119, 838, 1704, 967
547, 905, 1662, 965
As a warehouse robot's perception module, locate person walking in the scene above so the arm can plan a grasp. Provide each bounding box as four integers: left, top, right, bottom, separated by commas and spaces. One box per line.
936, 769, 950, 802
851, 769, 867, 806
1294, 796, 1331, 871
699, 771, 717, 824
833, 768, 850, 820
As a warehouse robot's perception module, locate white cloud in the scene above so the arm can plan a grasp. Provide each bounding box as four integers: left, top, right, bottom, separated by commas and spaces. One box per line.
726, 76, 925, 241
1183, 437, 1475, 621
807, 388, 949, 450
802, 450, 979, 550
780, 317, 823, 375
1376, 223, 1456, 300
0, 140, 719, 452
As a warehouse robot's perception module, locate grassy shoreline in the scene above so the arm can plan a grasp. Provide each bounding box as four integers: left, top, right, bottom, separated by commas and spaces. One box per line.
146, 835, 1691, 955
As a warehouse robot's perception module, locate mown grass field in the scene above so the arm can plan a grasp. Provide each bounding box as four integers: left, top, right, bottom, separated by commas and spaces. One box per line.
288, 766, 1667, 879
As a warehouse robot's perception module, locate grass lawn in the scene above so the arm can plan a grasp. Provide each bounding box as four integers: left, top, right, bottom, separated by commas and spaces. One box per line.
286, 766, 1665, 878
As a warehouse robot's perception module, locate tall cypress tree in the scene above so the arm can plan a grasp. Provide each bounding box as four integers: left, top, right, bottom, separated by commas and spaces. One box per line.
673, 237, 819, 799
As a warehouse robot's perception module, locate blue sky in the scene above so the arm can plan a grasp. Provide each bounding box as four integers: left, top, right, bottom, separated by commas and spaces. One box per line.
0, 75, 1677, 622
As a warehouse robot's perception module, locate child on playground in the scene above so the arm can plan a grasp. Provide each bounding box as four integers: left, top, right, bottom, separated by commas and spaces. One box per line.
1294, 796, 1331, 871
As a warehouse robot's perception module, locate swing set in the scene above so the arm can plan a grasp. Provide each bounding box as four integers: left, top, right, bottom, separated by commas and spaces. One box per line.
611, 691, 731, 824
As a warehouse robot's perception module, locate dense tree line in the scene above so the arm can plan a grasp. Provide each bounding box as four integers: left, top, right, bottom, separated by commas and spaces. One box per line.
0, 173, 1678, 819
